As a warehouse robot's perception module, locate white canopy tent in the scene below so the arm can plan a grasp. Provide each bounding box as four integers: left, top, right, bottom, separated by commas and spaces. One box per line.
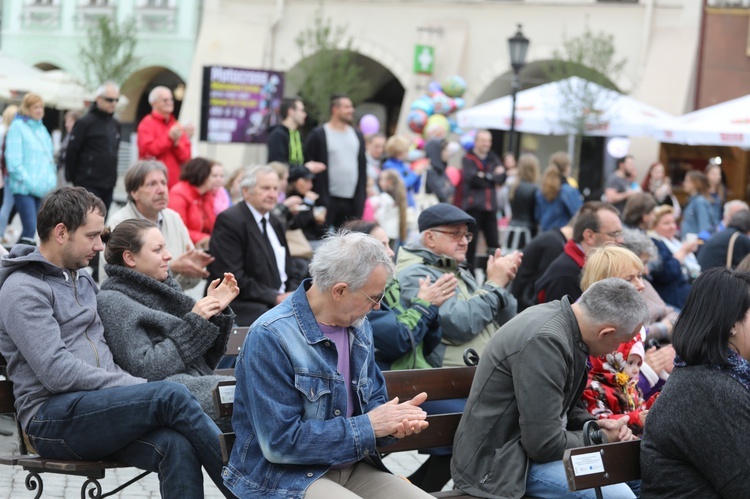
0, 52, 92, 110
457, 76, 677, 138
650, 94, 750, 148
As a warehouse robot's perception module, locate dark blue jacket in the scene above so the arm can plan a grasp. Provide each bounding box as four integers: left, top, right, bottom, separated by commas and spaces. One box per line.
649, 238, 691, 309
367, 279, 441, 370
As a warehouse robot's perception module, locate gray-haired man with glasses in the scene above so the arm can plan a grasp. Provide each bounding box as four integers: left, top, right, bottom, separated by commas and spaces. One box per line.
396, 203, 521, 367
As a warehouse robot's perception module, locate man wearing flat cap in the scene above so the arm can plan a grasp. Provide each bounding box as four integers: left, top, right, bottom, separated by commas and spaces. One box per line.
396, 203, 522, 366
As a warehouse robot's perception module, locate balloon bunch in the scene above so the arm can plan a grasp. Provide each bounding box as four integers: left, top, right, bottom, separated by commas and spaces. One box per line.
407, 75, 467, 140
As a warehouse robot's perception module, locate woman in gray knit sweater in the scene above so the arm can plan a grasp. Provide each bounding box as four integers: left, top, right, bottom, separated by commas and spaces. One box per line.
97, 219, 239, 429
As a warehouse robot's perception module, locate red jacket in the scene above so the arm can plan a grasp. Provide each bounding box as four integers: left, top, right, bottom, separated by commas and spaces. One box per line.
137, 111, 191, 188
168, 180, 216, 245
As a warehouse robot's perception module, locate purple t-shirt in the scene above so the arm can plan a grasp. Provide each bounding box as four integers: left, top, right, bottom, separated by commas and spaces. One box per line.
317, 323, 354, 418
318, 323, 356, 469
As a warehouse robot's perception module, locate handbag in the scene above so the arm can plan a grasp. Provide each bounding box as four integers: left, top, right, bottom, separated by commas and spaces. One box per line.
286, 229, 313, 259
414, 170, 440, 213
726, 231, 741, 269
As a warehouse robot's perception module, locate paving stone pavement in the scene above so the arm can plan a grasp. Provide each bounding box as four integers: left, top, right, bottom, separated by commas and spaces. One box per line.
0, 415, 452, 498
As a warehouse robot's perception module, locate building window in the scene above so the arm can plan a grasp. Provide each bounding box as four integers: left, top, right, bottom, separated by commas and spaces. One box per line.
76, 0, 116, 28
23, 0, 60, 28
135, 0, 176, 32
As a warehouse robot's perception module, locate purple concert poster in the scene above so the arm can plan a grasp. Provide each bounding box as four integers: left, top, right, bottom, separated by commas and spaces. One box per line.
200, 66, 284, 143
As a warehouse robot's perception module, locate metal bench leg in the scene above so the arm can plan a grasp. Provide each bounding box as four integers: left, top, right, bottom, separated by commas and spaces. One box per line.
98, 470, 151, 499
81, 477, 102, 499
24, 471, 43, 499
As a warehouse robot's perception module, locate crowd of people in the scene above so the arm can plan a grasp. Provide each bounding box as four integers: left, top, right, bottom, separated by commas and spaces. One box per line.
1, 87, 749, 499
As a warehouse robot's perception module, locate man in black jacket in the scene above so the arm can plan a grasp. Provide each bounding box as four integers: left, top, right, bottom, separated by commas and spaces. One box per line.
304, 94, 367, 228
535, 202, 623, 304
697, 209, 750, 270
267, 97, 325, 173
65, 82, 121, 212
461, 129, 505, 270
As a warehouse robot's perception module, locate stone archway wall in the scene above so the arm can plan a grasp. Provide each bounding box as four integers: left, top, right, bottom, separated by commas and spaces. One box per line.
473, 59, 622, 105
280, 39, 411, 102
120, 66, 185, 123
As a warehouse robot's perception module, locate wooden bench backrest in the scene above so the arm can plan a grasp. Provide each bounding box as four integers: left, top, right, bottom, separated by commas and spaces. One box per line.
213, 366, 477, 462
563, 439, 641, 492
225, 326, 250, 357
214, 327, 250, 376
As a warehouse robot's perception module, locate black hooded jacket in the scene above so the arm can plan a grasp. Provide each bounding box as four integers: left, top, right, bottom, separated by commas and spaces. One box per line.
424, 139, 455, 203
65, 102, 121, 189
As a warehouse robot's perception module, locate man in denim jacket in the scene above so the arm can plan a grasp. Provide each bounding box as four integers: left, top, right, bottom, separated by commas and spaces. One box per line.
223, 232, 433, 499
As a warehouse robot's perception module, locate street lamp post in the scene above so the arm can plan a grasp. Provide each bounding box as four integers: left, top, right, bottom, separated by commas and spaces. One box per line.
508, 24, 529, 157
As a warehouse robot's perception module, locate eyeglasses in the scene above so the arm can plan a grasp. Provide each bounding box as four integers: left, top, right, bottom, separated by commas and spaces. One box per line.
430, 229, 474, 243
358, 288, 386, 307
100, 97, 119, 103
595, 230, 624, 239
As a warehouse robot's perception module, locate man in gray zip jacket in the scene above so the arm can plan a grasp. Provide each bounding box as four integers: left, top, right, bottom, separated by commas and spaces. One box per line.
451, 278, 649, 498
396, 203, 521, 367
0, 187, 233, 498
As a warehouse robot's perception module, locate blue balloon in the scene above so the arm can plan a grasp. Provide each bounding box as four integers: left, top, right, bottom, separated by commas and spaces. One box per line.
449, 118, 461, 134
427, 81, 443, 95
411, 98, 434, 115
460, 130, 476, 151
432, 93, 453, 115
453, 97, 465, 111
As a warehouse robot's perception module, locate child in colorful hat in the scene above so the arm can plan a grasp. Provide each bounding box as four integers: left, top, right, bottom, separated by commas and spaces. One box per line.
582, 338, 658, 435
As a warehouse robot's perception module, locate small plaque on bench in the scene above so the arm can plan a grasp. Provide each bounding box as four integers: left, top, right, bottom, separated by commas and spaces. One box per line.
570, 452, 605, 476
219, 384, 235, 404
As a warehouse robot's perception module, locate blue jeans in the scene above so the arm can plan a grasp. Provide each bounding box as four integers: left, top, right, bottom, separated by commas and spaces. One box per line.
13, 194, 42, 241
526, 460, 636, 498
0, 177, 14, 235
26, 381, 233, 499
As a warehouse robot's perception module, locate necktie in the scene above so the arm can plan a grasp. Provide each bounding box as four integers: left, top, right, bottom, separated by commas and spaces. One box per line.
261, 217, 281, 288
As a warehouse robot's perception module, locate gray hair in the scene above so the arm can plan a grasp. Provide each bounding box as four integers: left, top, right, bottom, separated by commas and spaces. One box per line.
621, 228, 657, 262
309, 231, 396, 292
240, 165, 277, 191
578, 277, 650, 339
124, 160, 168, 202
723, 200, 749, 220
148, 85, 171, 105
729, 209, 750, 233
96, 82, 119, 97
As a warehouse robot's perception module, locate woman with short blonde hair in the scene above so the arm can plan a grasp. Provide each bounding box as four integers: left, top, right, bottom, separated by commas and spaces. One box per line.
580, 245, 645, 293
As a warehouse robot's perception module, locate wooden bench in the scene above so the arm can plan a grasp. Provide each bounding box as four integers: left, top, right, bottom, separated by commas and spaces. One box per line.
563, 424, 641, 499
212, 366, 478, 498
214, 326, 250, 376
0, 357, 150, 498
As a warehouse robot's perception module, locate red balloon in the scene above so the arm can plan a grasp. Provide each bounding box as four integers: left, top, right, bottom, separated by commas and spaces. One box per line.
446, 166, 461, 186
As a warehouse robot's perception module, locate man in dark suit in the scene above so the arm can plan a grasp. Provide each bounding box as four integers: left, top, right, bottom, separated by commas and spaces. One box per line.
208, 165, 302, 326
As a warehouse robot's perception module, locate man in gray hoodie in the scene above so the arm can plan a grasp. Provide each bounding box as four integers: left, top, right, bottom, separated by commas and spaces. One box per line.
0, 186, 233, 498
